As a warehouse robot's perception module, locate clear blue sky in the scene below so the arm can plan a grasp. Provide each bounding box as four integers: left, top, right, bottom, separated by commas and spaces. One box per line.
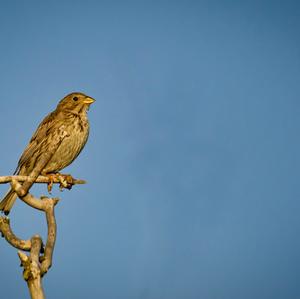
0, 1, 300, 298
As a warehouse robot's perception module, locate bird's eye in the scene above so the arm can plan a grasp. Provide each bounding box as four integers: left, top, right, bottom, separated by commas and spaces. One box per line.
73, 96, 78, 101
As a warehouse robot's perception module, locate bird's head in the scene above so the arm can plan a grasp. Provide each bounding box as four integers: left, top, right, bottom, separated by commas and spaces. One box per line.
57, 92, 95, 113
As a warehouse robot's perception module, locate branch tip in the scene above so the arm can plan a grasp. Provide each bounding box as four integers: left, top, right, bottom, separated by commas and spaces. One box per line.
18, 251, 29, 264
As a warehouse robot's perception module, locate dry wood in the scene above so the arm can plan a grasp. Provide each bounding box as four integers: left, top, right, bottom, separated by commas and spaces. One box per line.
0, 175, 85, 185
0, 170, 84, 298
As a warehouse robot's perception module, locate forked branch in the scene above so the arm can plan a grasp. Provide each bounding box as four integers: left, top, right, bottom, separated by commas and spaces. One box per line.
0, 171, 83, 299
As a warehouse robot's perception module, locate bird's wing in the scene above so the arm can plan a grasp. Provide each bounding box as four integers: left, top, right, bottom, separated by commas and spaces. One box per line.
14, 110, 62, 174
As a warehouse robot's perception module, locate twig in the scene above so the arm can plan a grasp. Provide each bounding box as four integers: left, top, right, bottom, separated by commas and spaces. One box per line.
0, 217, 31, 251
40, 197, 58, 275
0, 175, 86, 185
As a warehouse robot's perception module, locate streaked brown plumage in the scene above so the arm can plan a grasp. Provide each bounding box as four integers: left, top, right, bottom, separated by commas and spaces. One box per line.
0, 92, 95, 214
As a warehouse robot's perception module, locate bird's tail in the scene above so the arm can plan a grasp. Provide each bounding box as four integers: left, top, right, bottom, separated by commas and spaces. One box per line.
0, 188, 18, 215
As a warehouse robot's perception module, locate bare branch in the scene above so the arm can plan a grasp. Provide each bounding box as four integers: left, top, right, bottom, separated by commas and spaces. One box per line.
0, 175, 86, 185
7, 180, 59, 276
19, 235, 45, 299
1, 180, 60, 297
10, 179, 59, 211
5, 193, 59, 298
0, 217, 31, 251
40, 198, 58, 275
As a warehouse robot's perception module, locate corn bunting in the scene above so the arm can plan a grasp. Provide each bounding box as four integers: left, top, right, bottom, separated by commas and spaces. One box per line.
0, 92, 95, 214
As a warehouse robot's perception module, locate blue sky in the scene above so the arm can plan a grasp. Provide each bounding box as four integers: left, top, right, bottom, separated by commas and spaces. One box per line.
0, 1, 300, 298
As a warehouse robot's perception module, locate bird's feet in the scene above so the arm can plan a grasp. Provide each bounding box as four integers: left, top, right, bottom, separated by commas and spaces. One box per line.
57, 174, 74, 191
45, 173, 74, 193
46, 174, 56, 193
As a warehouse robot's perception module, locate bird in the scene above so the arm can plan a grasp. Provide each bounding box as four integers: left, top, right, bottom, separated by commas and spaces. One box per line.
0, 92, 95, 215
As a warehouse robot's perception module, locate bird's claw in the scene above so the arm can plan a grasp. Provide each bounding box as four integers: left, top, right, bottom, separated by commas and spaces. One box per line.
46, 173, 74, 192
58, 174, 74, 191
46, 174, 56, 193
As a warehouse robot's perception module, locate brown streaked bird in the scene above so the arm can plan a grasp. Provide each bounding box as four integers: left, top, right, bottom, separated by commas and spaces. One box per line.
0, 92, 95, 215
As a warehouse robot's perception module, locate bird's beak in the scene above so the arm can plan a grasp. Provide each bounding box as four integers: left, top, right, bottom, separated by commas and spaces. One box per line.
83, 96, 95, 104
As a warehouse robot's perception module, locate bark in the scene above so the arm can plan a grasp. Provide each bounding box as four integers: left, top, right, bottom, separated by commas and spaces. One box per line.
0, 175, 85, 185
0, 173, 85, 298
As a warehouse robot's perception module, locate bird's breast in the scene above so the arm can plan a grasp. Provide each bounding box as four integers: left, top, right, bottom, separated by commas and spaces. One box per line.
43, 114, 90, 173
